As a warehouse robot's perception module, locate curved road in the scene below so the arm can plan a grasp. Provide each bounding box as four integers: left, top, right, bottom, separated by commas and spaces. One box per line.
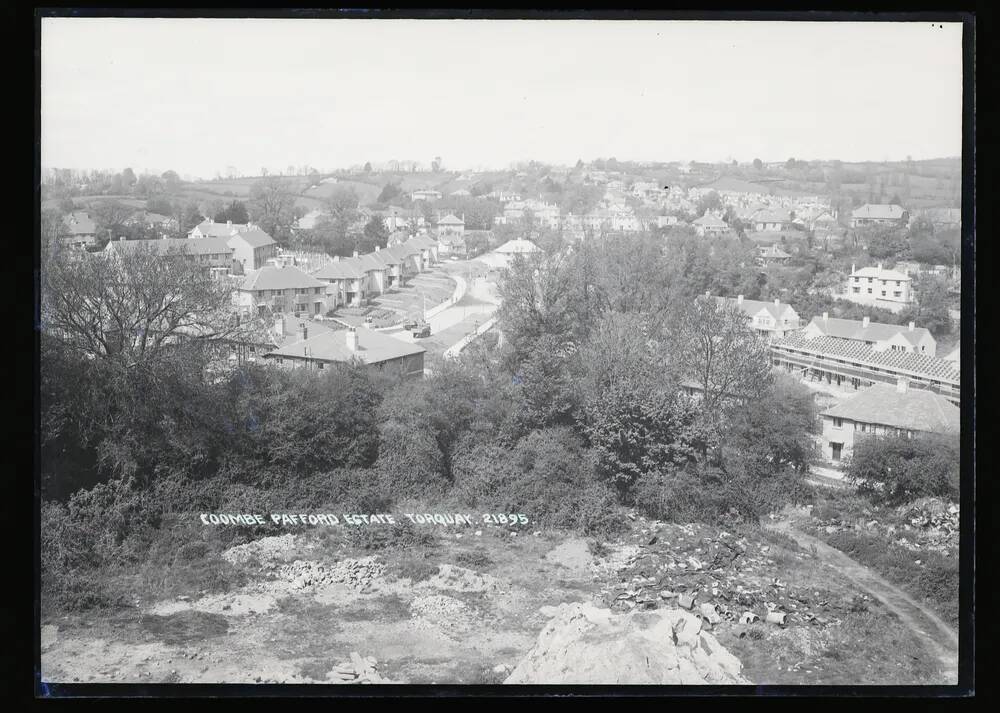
766, 519, 958, 684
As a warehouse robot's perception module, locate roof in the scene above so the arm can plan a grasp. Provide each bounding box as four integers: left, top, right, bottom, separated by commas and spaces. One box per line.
714, 295, 797, 321
312, 259, 366, 280
692, 214, 728, 228
369, 249, 402, 267
267, 326, 425, 365
495, 238, 541, 254
942, 346, 960, 363
851, 265, 910, 281
852, 204, 906, 221
270, 314, 335, 347
105, 237, 232, 256
806, 316, 931, 348
229, 227, 277, 248
241, 265, 327, 291
191, 220, 245, 237
437, 214, 464, 226
770, 332, 960, 384
64, 211, 96, 236
386, 243, 420, 260
754, 210, 792, 224
406, 235, 439, 250
821, 383, 959, 433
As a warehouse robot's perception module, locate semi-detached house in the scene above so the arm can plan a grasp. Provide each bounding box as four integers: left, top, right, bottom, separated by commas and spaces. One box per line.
237, 265, 330, 317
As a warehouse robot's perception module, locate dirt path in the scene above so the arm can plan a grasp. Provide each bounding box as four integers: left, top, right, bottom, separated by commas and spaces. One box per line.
766, 519, 958, 683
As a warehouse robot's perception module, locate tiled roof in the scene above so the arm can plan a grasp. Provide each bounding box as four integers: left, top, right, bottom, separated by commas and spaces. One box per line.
267, 326, 425, 365
191, 220, 245, 237
806, 316, 931, 348
229, 227, 277, 248
693, 214, 728, 228
851, 265, 910, 281
495, 238, 541, 254
242, 265, 327, 291
369, 249, 402, 267
386, 243, 420, 259
771, 332, 960, 384
714, 296, 796, 321
437, 214, 464, 225
852, 204, 906, 221
105, 237, 232, 256
821, 383, 959, 433
406, 235, 439, 250
312, 259, 366, 280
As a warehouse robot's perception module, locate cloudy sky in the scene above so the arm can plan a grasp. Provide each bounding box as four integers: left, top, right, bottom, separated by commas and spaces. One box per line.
41, 18, 964, 178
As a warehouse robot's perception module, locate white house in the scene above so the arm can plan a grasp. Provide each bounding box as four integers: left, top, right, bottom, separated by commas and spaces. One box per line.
841, 263, 913, 312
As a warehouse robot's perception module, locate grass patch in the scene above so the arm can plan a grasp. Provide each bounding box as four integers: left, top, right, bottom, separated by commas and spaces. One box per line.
141, 610, 229, 645
394, 557, 439, 583
823, 530, 959, 626
453, 549, 493, 569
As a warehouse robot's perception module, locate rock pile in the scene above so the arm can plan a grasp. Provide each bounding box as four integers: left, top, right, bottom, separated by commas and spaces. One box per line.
504, 602, 748, 684
326, 652, 390, 684
410, 594, 473, 629
275, 557, 385, 592
221, 534, 298, 567
817, 498, 959, 555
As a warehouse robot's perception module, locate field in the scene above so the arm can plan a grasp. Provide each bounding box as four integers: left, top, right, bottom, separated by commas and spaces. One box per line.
40, 508, 956, 686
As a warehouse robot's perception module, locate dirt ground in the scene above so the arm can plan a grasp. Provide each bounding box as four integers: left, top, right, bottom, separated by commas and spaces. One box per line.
40, 512, 957, 686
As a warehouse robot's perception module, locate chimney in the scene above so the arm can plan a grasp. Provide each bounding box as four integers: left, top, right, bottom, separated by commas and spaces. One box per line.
737, 294, 744, 305
822, 311, 829, 322
908, 321, 915, 332
346, 327, 359, 352
274, 314, 285, 338
333, 255, 340, 262
119, 236, 125, 241
705, 290, 711, 298
227, 220, 232, 228
375, 245, 380, 252
877, 262, 883, 276
774, 298, 780, 307
862, 316, 870, 328
297, 321, 308, 342
352, 250, 359, 258
896, 377, 908, 394
851, 263, 856, 274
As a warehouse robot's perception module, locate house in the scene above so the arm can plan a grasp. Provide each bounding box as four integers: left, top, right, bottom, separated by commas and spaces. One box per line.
264, 325, 425, 380
437, 231, 467, 258
478, 238, 542, 269
369, 245, 406, 288
942, 345, 959, 365
692, 213, 729, 237
411, 189, 442, 202
103, 236, 236, 276
312, 256, 371, 308
802, 314, 936, 357
436, 214, 465, 242
850, 204, 908, 229
237, 265, 331, 317
655, 215, 680, 229
769, 331, 959, 404
61, 211, 98, 248
819, 379, 959, 462
405, 235, 440, 266
228, 228, 279, 272
386, 242, 424, 276
751, 210, 793, 233
188, 219, 247, 239
125, 211, 178, 237
381, 206, 423, 233
714, 295, 801, 340
841, 263, 913, 312
757, 244, 791, 264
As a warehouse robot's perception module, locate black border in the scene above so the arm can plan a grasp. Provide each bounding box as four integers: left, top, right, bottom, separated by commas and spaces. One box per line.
24, 5, 980, 702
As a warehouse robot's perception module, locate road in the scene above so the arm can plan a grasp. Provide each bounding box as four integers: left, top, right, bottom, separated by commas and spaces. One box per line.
765, 517, 959, 684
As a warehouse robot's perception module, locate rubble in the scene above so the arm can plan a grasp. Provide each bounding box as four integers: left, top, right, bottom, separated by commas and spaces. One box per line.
326, 653, 391, 684
274, 557, 385, 592
426, 564, 503, 593
221, 534, 298, 567
504, 603, 748, 684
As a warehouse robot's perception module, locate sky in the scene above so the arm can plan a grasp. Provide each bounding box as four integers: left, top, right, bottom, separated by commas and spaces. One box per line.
41, 18, 964, 179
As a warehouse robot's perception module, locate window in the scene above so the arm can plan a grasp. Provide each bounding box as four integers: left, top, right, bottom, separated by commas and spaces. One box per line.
852, 287, 860, 294
832, 417, 843, 429
867, 288, 873, 294
867, 277, 873, 283
896, 281, 901, 286
893, 291, 901, 297
881, 291, 886, 297
318, 362, 324, 370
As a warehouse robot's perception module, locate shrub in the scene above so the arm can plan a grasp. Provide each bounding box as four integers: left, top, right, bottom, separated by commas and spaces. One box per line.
847, 432, 960, 505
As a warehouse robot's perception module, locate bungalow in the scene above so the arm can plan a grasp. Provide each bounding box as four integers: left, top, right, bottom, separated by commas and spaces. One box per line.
237, 264, 330, 317
61, 211, 97, 248
850, 204, 908, 229
411, 189, 442, 202
802, 314, 936, 357
819, 379, 959, 462
692, 213, 729, 237
480, 238, 542, 269
264, 325, 426, 380
713, 294, 801, 340
757, 244, 791, 264
752, 210, 793, 233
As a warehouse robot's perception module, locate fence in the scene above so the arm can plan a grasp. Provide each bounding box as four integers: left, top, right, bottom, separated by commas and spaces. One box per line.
443, 317, 498, 360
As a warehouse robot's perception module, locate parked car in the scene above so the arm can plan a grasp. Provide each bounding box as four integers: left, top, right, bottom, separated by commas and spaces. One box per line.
402, 319, 419, 331
413, 325, 432, 338
363, 315, 374, 324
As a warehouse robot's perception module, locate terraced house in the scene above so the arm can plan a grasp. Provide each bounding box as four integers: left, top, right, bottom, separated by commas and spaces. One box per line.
802, 314, 936, 357
104, 236, 235, 277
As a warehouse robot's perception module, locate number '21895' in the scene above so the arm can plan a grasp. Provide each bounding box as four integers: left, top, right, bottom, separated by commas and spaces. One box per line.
483, 513, 528, 525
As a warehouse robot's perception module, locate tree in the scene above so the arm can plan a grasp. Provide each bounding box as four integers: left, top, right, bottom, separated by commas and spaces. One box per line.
431, 156, 442, 172
360, 215, 389, 252
696, 190, 722, 216
753, 158, 763, 170
785, 158, 796, 170
180, 201, 204, 233
146, 196, 174, 217
121, 168, 137, 190
91, 200, 135, 243
671, 296, 773, 421
376, 182, 403, 205
902, 274, 953, 337
248, 177, 296, 244
847, 432, 959, 504
575, 159, 584, 169
214, 200, 250, 225
363, 162, 373, 173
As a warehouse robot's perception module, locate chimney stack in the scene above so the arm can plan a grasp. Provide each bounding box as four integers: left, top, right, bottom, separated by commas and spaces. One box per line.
119, 236, 125, 241
353, 250, 359, 258
274, 314, 285, 338
346, 327, 359, 352
877, 262, 883, 276
851, 263, 856, 274
375, 245, 380, 252
333, 255, 340, 262
896, 377, 908, 394
297, 322, 308, 342
774, 298, 780, 307
862, 316, 870, 328
908, 321, 915, 332
737, 294, 744, 305
822, 311, 829, 322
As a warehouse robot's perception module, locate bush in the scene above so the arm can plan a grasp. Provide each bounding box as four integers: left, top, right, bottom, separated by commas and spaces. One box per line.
848, 432, 959, 505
